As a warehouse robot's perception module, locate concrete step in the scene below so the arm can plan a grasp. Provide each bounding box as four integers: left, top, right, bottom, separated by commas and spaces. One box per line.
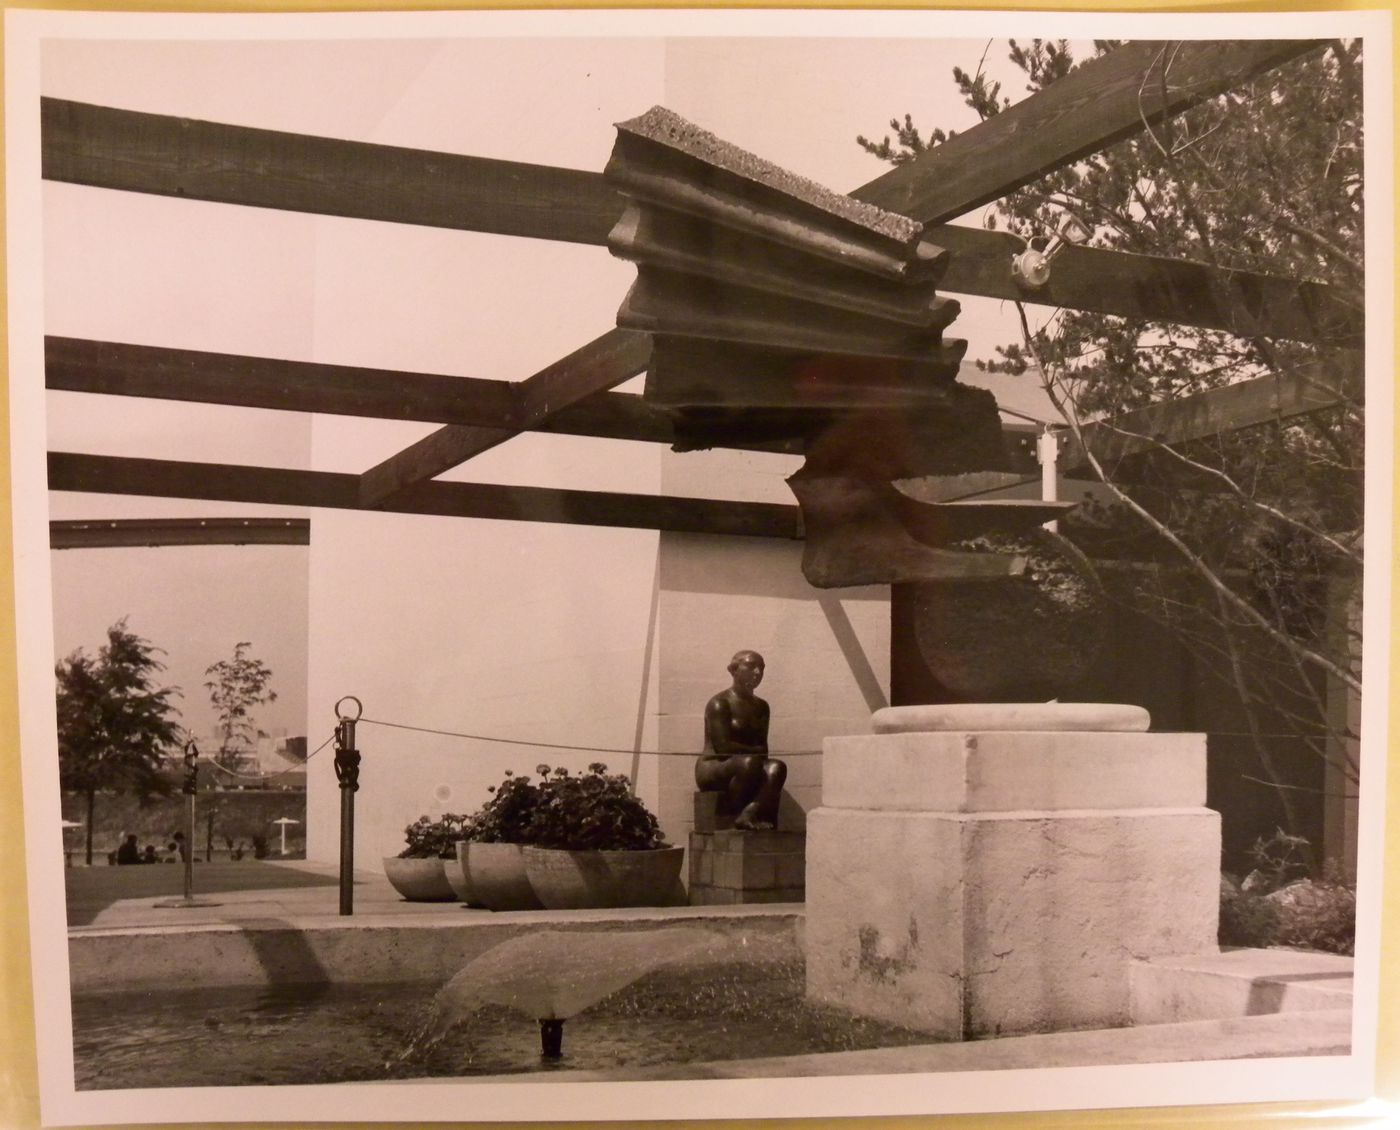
1130, 947, 1352, 1025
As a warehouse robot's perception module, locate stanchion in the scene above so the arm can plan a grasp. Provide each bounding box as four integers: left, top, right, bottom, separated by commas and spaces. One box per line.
334, 697, 363, 916
155, 740, 220, 909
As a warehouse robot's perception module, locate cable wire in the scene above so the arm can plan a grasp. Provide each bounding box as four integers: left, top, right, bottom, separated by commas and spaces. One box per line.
359, 715, 821, 757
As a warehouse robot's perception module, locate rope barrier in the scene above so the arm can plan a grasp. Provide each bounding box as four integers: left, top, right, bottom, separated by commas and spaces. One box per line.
358, 715, 823, 757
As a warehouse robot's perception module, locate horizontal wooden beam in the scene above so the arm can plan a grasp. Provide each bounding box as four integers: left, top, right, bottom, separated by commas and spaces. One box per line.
42, 98, 1359, 345
43, 97, 621, 246
42, 335, 799, 454
856, 39, 1324, 226
931, 225, 1357, 347
357, 329, 653, 506
1065, 352, 1363, 469
50, 517, 310, 549
47, 453, 801, 539
46, 336, 520, 426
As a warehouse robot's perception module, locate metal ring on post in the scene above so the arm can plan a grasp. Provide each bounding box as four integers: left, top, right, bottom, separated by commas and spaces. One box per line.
335, 695, 363, 722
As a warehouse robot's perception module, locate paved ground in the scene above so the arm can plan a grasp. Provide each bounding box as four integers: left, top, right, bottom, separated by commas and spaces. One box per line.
65, 859, 342, 926
66, 858, 460, 930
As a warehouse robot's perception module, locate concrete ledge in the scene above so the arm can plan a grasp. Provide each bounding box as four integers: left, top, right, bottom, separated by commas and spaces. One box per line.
68, 905, 801, 993
1131, 948, 1353, 1025
872, 703, 1151, 734
449, 1008, 1352, 1082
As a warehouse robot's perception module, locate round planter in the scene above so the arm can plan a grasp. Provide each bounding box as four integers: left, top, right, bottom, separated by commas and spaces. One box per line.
382, 856, 457, 902
448, 841, 479, 905
522, 845, 686, 910
462, 841, 544, 911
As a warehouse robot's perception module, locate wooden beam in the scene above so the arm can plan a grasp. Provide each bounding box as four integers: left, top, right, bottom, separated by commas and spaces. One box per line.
855, 40, 1324, 225
42, 97, 621, 246
357, 329, 652, 506
931, 226, 1358, 347
46, 336, 519, 426
50, 517, 310, 549
1065, 352, 1363, 469
42, 335, 799, 454
48, 452, 800, 539
41, 95, 1359, 345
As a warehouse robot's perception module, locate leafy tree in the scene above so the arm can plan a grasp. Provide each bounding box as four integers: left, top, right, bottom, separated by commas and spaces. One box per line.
205, 642, 278, 774
56, 619, 183, 864
859, 40, 1363, 854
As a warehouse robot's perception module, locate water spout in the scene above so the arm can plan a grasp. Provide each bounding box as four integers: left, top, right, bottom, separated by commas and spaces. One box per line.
422, 927, 724, 1062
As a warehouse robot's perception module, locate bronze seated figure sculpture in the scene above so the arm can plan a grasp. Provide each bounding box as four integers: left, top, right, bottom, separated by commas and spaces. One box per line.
694, 650, 787, 830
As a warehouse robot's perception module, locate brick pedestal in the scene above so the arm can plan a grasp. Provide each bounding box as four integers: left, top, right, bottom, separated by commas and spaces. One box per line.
805, 727, 1220, 1038
688, 828, 806, 904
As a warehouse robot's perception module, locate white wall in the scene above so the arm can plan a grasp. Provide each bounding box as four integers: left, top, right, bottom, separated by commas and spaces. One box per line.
649, 448, 890, 845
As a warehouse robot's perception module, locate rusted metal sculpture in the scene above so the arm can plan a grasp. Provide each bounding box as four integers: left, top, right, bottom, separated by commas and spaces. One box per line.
605, 108, 1105, 700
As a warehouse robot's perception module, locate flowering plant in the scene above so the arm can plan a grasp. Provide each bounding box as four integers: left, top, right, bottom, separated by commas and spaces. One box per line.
397, 812, 470, 859
468, 763, 666, 851
467, 770, 542, 844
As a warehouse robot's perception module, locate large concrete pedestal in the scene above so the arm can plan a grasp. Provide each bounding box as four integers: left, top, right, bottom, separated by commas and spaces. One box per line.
805, 721, 1221, 1039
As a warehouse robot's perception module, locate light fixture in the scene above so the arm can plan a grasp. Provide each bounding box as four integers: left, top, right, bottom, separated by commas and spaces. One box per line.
1011, 214, 1092, 289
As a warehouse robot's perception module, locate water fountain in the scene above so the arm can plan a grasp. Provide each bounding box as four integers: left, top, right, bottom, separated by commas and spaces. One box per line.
422, 927, 725, 1061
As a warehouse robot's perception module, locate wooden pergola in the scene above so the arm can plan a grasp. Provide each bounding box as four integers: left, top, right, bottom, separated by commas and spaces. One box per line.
42, 37, 1361, 549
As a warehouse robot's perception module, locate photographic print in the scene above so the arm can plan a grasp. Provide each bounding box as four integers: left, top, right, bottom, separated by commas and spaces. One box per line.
4, 7, 1392, 1125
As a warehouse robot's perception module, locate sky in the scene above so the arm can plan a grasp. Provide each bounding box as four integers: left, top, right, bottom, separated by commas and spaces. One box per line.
38, 30, 1082, 742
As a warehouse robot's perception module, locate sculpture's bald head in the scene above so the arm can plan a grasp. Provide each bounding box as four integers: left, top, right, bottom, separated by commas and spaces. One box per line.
728, 650, 765, 692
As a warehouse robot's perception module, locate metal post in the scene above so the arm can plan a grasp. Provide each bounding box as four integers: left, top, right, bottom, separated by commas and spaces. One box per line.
182, 742, 197, 902
334, 697, 363, 916
155, 740, 219, 908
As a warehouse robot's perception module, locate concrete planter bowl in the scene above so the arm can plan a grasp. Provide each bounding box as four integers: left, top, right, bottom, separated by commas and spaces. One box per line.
448, 841, 478, 905
522, 845, 686, 910
381, 856, 457, 902
462, 841, 544, 911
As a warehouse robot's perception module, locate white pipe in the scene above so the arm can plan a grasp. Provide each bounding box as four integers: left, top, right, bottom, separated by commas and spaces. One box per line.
1037, 428, 1060, 533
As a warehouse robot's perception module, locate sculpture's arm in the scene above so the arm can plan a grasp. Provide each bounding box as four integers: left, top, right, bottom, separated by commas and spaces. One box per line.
704, 694, 768, 756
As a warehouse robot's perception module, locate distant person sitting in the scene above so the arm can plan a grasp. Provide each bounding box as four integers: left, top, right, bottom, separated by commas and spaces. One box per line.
114, 833, 141, 865
141, 845, 158, 865
170, 831, 189, 863
695, 650, 787, 830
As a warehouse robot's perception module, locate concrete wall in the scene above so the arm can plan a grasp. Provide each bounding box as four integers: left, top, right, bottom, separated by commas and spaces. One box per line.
305, 445, 893, 869
304, 507, 662, 865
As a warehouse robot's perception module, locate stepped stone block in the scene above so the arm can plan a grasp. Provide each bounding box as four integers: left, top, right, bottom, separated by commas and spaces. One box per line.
805, 728, 1220, 1039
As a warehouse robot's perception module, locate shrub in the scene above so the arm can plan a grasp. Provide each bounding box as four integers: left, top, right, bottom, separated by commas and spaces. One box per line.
399, 812, 470, 859
1219, 890, 1281, 949
1269, 867, 1357, 956
1219, 844, 1356, 956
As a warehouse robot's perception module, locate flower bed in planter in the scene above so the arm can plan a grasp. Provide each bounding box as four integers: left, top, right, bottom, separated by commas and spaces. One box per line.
385, 813, 470, 902
459, 763, 677, 911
